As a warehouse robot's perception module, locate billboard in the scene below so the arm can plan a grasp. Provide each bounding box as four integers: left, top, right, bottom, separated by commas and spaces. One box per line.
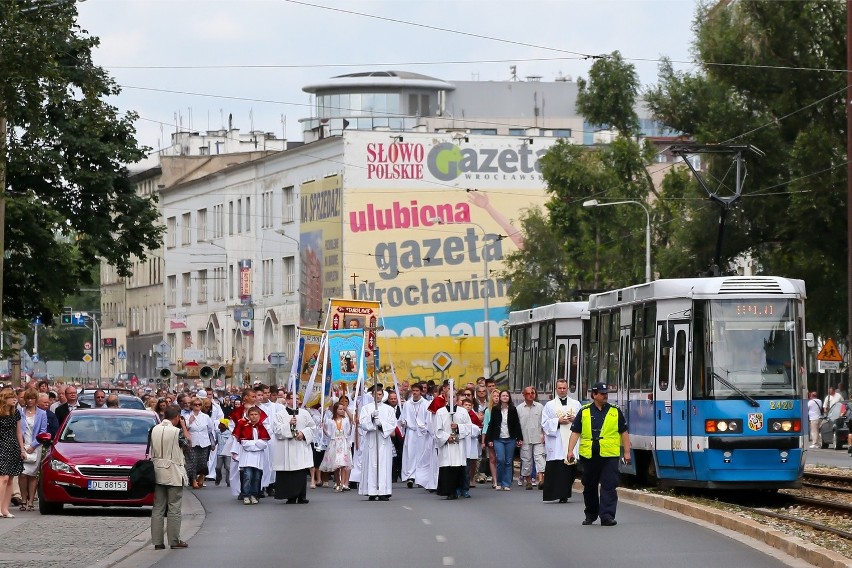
342, 132, 557, 385
299, 174, 343, 326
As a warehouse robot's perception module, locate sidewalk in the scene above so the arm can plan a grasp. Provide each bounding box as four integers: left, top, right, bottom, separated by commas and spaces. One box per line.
0, 491, 204, 568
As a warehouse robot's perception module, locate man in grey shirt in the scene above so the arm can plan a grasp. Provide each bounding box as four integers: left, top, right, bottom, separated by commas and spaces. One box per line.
516, 386, 545, 489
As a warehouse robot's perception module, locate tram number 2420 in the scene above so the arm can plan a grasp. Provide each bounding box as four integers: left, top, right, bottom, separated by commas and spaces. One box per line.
768, 401, 794, 410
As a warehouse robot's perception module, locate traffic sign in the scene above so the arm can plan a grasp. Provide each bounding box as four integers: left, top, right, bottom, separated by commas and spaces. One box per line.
155, 341, 170, 356
817, 338, 843, 362
117, 350, 127, 360
82, 354, 93, 363
32, 354, 40, 363
84, 341, 92, 351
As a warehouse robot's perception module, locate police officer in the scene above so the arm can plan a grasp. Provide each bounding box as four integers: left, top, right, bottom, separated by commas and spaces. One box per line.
565, 382, 630, 526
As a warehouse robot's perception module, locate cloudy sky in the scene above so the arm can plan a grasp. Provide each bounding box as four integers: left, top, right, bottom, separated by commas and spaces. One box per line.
76, 0, 700, 150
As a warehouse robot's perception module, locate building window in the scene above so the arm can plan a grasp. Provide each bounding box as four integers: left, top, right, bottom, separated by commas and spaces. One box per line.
182, 213, 191, 246
182, 273, 191, 305
508, 128, 526, 136
550, 129, 572, 138
198, 269, 208, 303
262, 259, 273, 296
197, 208, 208, 242
167, 275, 176, 306
228, 201, 234, 235
283, 325, 296, 358
469, 129, 498, 135
166, 217, 176, 248
245, 196, 251, 232
213, 204, 224, 238
237, 199, 242, 234
213, 266, 225, 302
282, 256, 295, 294
282, 186, 294, 224
261, 191, 273, 228
167, 333, 176, 361
229, 264, 234, 300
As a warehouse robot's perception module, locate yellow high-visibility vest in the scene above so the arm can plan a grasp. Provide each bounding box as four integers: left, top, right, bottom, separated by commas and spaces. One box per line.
578, 404, 620, 458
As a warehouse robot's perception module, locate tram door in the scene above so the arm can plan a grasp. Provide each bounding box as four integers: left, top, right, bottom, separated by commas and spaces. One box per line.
655, 321, 692, 470
556, 338, 582, 401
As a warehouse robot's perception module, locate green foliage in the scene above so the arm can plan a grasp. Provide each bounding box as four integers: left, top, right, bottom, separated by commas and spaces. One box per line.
645, 0, 847, 339
0, 2, 163, 327
576, 51, 641, 137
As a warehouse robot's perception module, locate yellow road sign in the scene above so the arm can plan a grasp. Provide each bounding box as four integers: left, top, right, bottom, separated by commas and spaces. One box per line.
82, 354, 93, 363
817, 338, 843, 362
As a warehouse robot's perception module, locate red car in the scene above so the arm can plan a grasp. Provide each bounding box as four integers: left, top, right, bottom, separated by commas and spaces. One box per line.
38, 408, 159, 514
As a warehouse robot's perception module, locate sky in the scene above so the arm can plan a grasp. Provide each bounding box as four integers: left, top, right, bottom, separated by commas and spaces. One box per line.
75, 0, 700, 151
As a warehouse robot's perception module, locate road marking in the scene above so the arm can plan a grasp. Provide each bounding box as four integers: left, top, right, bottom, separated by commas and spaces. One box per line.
435, 535, 446, 542
422, 518, 432, 525
442, 557, 455, 566
402, 506, 412, 510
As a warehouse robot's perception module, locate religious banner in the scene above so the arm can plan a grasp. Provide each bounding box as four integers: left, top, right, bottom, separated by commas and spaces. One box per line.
294, 328, 325, 403
326, 328, 365, 399
326, 299, 381, 375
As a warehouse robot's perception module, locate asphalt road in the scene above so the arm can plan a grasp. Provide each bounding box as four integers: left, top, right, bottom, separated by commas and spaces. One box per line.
806, 445, 852, 468
142, 481, 803, 568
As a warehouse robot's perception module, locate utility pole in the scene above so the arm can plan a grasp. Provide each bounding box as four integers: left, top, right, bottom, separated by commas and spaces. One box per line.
847, 0, 852, 384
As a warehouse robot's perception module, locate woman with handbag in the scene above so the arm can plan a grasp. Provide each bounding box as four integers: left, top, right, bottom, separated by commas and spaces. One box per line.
0, 389, 25, 518
18, 389, 46, 511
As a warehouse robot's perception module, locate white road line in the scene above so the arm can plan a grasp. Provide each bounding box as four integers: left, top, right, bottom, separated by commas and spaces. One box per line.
442, 557, 455, 566
422, 518, 432, 525
435, 535, 446, 542
402, 506, 412, 510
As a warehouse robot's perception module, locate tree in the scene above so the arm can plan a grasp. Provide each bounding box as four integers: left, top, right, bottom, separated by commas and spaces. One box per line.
0, 1, 162, 327
502, 52, 660, 309
644, 1, 847, 339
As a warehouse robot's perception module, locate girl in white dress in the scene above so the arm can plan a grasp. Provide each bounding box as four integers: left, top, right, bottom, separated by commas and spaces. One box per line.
319, 401, 352, 491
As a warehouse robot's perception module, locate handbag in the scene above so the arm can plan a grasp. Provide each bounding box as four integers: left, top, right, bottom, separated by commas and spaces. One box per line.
23, 451, 38, 464
129, 428, 156, 492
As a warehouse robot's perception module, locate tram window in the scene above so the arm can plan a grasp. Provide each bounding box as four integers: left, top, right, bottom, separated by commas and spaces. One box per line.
642, 337, 655, 390
557, 344, 567, 385
658, 337, 670, 392
568, 344, 578, 391
674, 330, 687, 391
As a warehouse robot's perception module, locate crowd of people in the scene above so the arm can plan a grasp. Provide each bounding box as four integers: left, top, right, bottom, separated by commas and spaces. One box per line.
0, 374, 631, 546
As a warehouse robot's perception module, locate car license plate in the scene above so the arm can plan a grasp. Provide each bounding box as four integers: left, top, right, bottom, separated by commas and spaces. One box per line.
87, 480, 128, 491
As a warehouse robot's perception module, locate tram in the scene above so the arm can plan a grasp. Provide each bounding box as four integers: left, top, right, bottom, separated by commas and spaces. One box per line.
507, 276, 811, 489
506, 302, 589, 403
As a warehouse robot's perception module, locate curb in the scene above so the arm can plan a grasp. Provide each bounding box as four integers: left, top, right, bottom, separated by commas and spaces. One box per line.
103, 489, 206, 568
616, 487, 850, 568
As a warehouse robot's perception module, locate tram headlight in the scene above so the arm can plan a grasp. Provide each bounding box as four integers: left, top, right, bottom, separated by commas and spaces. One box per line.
705, 419, 741, 433
767, 419, 800, 433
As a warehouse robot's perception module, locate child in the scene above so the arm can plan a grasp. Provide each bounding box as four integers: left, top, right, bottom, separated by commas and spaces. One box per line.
319, 401, 353, 492
462, 399, 482, 498
233, 407, 270, 504
215, 419, 232, 487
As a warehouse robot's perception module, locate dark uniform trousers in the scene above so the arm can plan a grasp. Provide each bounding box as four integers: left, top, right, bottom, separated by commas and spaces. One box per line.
579, 454, 619, 521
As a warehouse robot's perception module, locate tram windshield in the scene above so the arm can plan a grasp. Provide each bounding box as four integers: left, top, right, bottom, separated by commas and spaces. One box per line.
706, 299, 797, 398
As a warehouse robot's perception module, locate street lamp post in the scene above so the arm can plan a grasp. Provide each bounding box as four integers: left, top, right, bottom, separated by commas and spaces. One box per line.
430, 217, 491, 379
583, 199, 652, 283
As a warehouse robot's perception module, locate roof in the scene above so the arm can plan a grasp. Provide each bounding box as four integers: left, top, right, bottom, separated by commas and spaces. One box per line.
303, 70, 455, 94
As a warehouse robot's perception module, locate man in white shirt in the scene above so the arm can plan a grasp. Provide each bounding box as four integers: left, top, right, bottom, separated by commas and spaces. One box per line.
807, 391, 822, 448
824, 387, 842, 414
516, 386, 545, 489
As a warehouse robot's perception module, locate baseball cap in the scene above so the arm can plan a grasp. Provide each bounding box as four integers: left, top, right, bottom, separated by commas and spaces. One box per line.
590, 382, 609, 393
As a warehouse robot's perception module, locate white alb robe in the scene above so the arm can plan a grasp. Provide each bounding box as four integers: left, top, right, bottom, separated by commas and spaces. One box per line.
400, 397, 429, 481
542, 397, 582, 461
357, 401, 396, 496
271, 407, 316, 471
435, 406, 471, 468
414, 411, 438, 490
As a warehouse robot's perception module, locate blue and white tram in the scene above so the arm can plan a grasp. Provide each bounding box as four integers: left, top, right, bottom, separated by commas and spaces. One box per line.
588, 276, 808, 489
506, 302, 589, 405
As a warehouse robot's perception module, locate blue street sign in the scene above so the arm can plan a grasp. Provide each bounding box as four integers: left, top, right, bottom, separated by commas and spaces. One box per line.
31, 354, 40, 363
117, 350, 127, 360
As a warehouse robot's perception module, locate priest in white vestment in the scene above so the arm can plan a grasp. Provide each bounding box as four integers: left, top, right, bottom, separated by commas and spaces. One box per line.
541, 378, 581, 503
358, 384, 396, 501
271, 404, 315, 504
435, 397, 472, 499
400, 383, 430, 487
